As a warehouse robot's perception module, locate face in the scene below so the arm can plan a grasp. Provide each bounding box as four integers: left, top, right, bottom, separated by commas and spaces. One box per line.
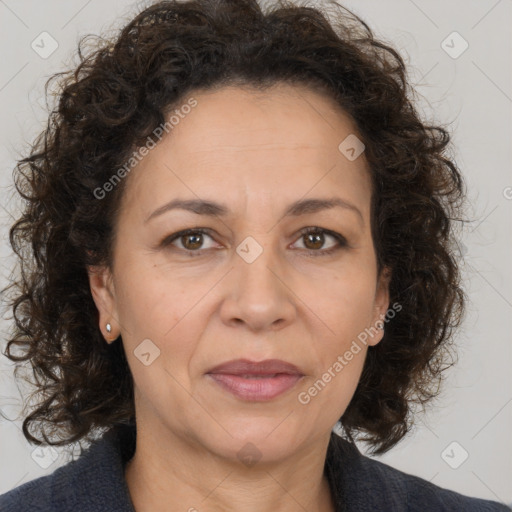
89, 83, 391, 464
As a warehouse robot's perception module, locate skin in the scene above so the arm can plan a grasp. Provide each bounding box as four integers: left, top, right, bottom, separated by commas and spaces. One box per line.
88, 82, 391, 512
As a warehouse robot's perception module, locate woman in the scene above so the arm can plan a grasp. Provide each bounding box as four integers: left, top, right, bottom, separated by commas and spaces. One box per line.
0, 0, 508, 510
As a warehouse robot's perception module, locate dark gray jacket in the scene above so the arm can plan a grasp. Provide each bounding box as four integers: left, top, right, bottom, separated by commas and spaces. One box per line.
0, 423, 510, 511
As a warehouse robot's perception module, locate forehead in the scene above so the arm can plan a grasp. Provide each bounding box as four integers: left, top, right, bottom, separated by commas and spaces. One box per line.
121, 83, 372, 222
166, 83, 361, 157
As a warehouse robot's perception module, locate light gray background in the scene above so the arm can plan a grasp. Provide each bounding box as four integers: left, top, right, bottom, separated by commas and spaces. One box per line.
0, 0, 511, 506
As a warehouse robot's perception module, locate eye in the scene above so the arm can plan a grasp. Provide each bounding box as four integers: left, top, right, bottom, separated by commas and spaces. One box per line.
292, 227, 348, 256
160, 228, 218, 256
160, 226, 348, 257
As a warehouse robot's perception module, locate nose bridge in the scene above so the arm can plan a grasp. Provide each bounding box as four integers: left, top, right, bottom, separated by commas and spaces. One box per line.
221, 230, 295, 330
235, 231, 282, 301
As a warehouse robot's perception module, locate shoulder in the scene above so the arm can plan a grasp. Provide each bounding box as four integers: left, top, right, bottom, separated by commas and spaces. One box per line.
0, 470, 56, 512
361, 454, 510, 511
0, 445, 90, 512
328, 435, 511, 511
0, 427, 136, 512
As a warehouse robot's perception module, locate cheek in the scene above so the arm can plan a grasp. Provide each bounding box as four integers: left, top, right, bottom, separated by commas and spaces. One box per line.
116, 270, 202, 413
297, 333, 368, 425
111, 261, 196, 390
306, 268, 377, 406
317, 268, 377, 338
114, 251, 190, 336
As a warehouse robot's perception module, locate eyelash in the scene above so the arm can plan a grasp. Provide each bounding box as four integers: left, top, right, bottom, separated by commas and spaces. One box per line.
160, 227, 348, 257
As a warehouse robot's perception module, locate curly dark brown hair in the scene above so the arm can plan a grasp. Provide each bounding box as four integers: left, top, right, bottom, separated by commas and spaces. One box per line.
1, 0, 468, 456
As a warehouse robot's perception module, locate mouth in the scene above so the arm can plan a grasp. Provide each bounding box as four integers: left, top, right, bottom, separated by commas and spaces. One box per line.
205, 359, 305, 401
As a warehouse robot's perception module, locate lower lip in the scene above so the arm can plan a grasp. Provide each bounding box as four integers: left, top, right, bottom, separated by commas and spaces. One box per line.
206, 373, 303, 401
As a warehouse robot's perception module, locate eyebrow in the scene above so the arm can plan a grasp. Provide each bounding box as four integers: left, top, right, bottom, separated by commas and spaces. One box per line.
144, 197, 364, 226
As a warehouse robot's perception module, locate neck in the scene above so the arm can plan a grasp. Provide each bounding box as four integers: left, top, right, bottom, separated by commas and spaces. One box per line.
124, 422, 337, 512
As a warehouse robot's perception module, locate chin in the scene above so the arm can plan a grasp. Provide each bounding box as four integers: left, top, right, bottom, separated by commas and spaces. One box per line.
206, 418, 307, 463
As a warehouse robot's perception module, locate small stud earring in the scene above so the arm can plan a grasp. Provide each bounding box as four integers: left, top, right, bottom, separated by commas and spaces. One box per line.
106, 323, 112, 333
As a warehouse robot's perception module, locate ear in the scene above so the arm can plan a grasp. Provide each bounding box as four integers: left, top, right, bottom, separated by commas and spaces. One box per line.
87, 264, 120, 344
367, 265, 392, 347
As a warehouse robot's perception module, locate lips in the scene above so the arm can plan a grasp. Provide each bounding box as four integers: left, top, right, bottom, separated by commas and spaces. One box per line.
206, 358, 304, 376
206, 359, 304, 401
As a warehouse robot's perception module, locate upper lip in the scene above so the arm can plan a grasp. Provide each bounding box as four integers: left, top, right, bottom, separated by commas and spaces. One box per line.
206, 358, 304, 376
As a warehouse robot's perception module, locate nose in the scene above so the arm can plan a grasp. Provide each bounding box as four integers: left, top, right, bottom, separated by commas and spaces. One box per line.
219, 240, 296, 333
